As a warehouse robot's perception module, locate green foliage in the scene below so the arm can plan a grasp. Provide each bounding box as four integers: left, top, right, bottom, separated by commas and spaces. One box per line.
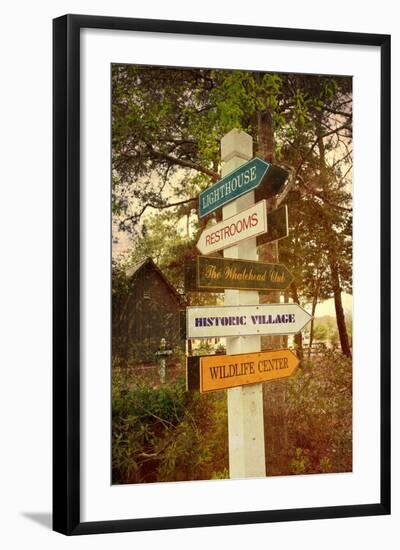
111, 65, 353, 482
284, 350, 352, 475
313, 323, 329, 341
192, 341, 215, 356
112, 373, 228, 484
208, 71, 257, 133
127, 211, 191, 293
330, 331, 340, 348
112, 349, 352, 483
112, 66, 353, 346
289, 448, 310, 474
112, 65, 352, 231
117, 210, 220, 307
211, 468, 229, 480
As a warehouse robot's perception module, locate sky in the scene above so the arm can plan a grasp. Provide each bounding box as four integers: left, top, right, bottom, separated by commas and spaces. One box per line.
315, 293, 352, 318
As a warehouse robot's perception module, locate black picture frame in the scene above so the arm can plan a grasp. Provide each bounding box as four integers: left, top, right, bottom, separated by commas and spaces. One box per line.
53, 14, 391, 535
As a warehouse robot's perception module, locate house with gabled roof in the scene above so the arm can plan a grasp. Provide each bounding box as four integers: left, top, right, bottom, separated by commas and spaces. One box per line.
112, 257, 185, 364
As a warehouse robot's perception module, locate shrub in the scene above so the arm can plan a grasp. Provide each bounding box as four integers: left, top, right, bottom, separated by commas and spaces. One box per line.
112, 373, 228, 484
285, 349, 352, 475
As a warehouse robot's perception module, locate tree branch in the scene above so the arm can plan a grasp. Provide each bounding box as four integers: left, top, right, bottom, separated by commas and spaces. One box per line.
331, 149, 353, 168
144, 141, 219, 181
276, 166, 296, 207
294, 122, 352, 174
120, 197, 197, 228
297, 173, 352, 212
324, 105, 352, 117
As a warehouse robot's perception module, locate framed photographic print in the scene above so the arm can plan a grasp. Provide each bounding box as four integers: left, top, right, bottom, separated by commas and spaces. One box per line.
53, 14, 390, 535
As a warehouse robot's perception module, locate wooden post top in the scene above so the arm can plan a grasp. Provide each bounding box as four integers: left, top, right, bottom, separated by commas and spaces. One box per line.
221, 128, 253, 163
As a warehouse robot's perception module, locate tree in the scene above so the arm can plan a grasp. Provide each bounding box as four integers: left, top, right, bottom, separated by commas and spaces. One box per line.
112, 64, 353, 342
112, 66, 352, 232
112, 65, 353, 474
313, 323, 329, 342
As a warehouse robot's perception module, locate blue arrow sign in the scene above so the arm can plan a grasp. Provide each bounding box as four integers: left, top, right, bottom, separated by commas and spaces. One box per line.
198, 158, 289, 218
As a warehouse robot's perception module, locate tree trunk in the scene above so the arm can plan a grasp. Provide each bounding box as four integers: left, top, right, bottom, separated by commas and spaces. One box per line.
308, 280, 320, 359
330, 259, 352, 358
257, 106, 280, 349
316, 117, 351, 359
256, 109, 275, 163
291, 281, 303, 358
256, 103, 288, 475
282, 289, 290, 348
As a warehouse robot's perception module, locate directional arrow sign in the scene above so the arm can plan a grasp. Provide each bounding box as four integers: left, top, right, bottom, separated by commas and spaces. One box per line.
185, 255, 294, 292
199, 157, 289, 218
186, 303, 312, 339
196, 200, 267, 255
186, 349, 300, 393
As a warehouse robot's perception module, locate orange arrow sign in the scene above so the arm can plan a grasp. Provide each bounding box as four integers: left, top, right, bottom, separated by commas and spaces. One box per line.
187, 349, 299, 393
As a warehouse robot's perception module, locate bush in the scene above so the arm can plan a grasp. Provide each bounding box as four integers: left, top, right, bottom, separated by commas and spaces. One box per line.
112, 348, 352, 482
112, 373, 228, 484
285, 349, 352, 475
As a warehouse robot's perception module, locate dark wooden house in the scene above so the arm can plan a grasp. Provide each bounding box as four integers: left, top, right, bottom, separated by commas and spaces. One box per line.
112, 258, 185, 365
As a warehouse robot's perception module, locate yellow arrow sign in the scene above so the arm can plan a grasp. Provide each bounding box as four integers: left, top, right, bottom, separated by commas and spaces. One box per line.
187, 349, 299, 393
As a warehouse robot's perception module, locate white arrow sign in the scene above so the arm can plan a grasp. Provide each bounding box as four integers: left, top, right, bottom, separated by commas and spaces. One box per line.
196, 200, 267, 255
186, 303, 312, 339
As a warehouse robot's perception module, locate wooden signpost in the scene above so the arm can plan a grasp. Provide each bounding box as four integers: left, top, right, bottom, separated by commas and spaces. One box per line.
186, 129, 300, 479
186, 303, 312, 339
219, 130, 265, 478
187, 349, 299, 393
185, 255, 294, 292
199, 157, 289, 218
196, 200, 267, 255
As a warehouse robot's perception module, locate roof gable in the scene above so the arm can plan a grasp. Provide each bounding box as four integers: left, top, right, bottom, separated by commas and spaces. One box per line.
126, 258, 184, 305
